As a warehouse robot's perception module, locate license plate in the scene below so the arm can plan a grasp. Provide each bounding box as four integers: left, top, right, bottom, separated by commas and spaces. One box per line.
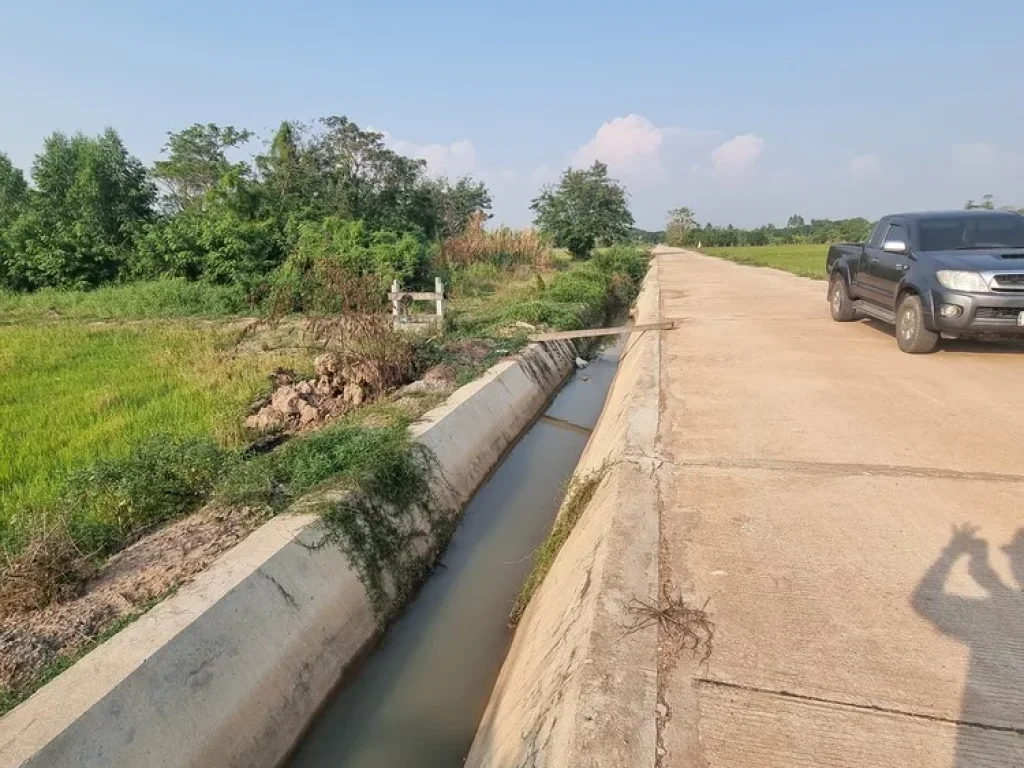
1019, 311, 1024, 326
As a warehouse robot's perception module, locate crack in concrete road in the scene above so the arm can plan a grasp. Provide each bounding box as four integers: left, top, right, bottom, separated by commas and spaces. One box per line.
696, 678, 1024, 736
673, 457, 1024, 484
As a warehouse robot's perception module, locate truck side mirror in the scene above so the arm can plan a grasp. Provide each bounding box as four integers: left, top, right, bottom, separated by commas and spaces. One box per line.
882, 240, 907, 254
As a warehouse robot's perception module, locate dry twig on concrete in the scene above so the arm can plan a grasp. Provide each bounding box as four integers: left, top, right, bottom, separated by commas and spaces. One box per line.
624, 588, 715, 664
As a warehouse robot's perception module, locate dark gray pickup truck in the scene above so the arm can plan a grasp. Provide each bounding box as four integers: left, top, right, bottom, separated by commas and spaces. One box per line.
826, 210, 1024, 352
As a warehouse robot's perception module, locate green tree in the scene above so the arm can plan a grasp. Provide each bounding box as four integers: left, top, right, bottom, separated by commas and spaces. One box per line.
666, 206, 697, 246
530, 161, 634, 259
0, 153, 29, 287
132, 207, 281, 284
309, 116, 425, 229
787, 214, 806, 229
254, 121, 315, 229
153, 123, 254, 213
253, 116, 493, 242
422, 176, 492, 238
0, 152, 28, 229
3, 129, 154, 289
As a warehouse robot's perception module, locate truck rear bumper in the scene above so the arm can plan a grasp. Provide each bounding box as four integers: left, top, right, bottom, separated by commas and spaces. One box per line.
924, 289, 1024, 335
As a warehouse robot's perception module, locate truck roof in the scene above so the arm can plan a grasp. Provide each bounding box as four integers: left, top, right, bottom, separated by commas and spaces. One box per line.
889, 209, 1022, 220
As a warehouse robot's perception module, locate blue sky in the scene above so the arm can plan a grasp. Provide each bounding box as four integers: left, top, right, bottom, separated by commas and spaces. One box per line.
2, 0, 1022, 229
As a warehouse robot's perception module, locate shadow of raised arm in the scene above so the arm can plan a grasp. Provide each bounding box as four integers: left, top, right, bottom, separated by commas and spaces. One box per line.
912, 524, 990, 640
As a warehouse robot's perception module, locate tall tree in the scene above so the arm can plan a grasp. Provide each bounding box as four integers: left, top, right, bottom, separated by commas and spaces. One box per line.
153, 123, 254, 213
666, 206, 697, 246
530, 161, 633, 258
0, 153, 29, 286
423, 176, 493, 238
255, 121, 307, 222
787, 214, 806, 229
3, 129, 154, 289
0, 152, 28, 227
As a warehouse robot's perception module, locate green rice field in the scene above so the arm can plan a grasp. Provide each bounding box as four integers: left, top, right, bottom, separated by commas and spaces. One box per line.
0, 320, 303, 544
702, 243, 828, 280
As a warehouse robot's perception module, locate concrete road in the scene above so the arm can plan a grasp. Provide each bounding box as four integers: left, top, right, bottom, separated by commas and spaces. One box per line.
655, 248, 1024, 767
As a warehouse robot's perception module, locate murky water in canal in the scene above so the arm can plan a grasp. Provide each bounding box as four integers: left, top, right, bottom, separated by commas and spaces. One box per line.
288, 342, 620, 768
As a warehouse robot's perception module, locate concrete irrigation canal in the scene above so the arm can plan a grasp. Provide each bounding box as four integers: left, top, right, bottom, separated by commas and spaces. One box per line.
288, 344, 621, 767
0, 265, 662, 768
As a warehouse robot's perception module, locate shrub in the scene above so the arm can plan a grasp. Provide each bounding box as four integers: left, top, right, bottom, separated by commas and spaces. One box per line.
450, 262, 502, 298
57, 435, 231, 556
592, 244, 648, 284
133, 209, 282, 285
368, 229, 429, 285
269, 218, 427, 315
1, 435, 232, 612
543, 265, 611, 327
220, 423, 420, 512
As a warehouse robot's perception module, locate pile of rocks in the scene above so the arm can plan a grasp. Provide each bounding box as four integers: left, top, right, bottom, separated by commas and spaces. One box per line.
245, 353, 383, 433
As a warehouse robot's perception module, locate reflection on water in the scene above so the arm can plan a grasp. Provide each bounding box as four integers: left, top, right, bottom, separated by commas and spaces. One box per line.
289, 344, 620, 768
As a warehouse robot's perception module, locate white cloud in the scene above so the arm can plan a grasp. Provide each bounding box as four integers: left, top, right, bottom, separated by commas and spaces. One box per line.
710, 134, 765, 179
952, 142, 1023, 176
848, 153, 882, 181
383, 133, 477, 177
572, 114, 666, 174
528, 164, 557, 186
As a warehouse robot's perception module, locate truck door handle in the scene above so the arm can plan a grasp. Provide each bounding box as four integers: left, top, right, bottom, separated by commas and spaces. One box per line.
869, 257, 880, 263
898, 263, 908, 270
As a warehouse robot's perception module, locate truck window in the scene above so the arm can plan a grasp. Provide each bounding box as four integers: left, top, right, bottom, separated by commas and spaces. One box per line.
918, 213, 1024, 250
867, 222, 887, 248
884, 222, 908, 245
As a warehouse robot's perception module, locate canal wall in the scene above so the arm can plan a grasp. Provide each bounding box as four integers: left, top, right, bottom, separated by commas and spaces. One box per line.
466, 263, 663, 766
0, 341, 576, 768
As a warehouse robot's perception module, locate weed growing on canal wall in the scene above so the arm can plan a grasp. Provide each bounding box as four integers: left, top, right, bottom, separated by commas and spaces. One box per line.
509, 464, 609, 625
312, 441, 454, 623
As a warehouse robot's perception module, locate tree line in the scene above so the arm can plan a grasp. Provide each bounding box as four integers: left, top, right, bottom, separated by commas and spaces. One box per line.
665, 207, 872, 248
0, 118, 640, 295
0, 119, 492, 292
664, 195, 1024, 250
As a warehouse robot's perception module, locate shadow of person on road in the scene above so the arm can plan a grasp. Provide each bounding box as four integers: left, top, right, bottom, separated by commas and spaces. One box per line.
912, 525, 1024, 767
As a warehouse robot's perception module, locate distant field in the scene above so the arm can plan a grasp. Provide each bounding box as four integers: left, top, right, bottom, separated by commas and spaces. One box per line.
0, 320, 305, 542
702, 244, 828, 280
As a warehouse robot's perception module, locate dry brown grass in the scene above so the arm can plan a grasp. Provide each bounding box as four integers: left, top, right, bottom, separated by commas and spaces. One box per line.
441, 212, 552, 270
625, 587, 715, 663
0, 521, 91, 615
309, 313, 415, 403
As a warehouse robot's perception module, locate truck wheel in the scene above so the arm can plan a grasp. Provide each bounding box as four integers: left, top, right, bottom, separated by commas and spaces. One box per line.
896, 294, 939, 354
828, 273, 857, 322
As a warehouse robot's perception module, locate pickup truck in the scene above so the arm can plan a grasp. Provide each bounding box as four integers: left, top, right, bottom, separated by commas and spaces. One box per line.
826, 210, 1024, 352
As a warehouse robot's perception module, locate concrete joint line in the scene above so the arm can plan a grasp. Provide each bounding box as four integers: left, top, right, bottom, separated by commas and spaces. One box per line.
674, 457, 1024, 484
696, 678, 1024, 736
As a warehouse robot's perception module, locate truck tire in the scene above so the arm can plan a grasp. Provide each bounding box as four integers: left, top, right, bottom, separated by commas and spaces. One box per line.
896, 294, 939, 354
828, 273, 857, 322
